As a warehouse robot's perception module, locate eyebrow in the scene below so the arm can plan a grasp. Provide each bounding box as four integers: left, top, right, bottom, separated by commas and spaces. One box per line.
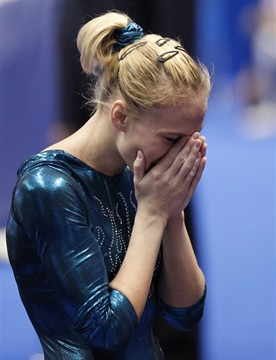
157, 123, 204, 137
164, 133, 184, 139
161, 128, 203, 137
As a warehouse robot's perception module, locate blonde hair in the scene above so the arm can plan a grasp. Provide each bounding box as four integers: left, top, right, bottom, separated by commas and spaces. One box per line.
77, 11, 211, 113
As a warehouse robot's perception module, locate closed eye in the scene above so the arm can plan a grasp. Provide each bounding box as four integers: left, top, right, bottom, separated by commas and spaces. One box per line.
165, 136, 181, 143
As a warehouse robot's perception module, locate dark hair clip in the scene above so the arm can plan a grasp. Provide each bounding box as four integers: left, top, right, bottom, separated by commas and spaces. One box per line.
158, 50, 179, 63
174, 45, 186, 52
118, 41, 147, 60
155, 38, 171, 46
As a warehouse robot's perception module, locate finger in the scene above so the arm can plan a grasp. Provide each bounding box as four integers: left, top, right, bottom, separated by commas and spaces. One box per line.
176, 139, 202, 178
190, 152, 202, 177
180, 150, 201, 193
200, 142, 208, 158
182, 157, 207, 208
168, 136, 202, 176
188, 156, 207, 194
155, 136, 189, 172
199, 135, 206, 143
133, 150, 146, 184
193, 132, 201, 140
153, 132, 201, 173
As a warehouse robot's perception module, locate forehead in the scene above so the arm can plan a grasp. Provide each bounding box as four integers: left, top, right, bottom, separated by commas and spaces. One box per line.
146, 95, 207, 134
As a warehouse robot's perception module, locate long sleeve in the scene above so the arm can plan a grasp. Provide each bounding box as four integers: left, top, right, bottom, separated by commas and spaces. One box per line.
10, 164, 137, 353
157, 284, 207, 331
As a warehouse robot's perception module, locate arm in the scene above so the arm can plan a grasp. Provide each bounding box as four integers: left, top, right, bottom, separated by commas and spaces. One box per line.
157, 136, 208, 330
158, 137, 207, 307
158, 212, 205, 308
109, 164, 167, 319
14, 166, 137, 353
110, 134, 206, 319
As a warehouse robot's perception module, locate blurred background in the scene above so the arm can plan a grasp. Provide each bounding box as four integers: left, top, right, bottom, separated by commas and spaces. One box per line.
0, 0, 275, 359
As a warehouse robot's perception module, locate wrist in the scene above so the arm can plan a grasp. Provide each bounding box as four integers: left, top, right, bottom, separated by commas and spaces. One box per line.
166, 211, 185, 229
136, 203, 168, 229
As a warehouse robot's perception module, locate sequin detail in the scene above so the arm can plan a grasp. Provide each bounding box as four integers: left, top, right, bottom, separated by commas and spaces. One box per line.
93, 191, 135, 274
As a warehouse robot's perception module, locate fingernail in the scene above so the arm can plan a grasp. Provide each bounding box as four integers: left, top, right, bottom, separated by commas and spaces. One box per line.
194, 141, 201, 149
136, 150, 142, 160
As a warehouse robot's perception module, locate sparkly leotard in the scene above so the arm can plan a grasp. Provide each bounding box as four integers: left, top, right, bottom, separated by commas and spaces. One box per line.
6, 150, 206, 360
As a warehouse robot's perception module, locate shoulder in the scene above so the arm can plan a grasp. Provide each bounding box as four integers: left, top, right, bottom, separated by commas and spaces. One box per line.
13, 154, 86, 210
12, 157, 88, 226
16, 150, 85, 195
18, 163, 74, 194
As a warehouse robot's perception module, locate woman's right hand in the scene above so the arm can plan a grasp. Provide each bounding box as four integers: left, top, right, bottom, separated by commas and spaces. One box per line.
133, 133, 207, 222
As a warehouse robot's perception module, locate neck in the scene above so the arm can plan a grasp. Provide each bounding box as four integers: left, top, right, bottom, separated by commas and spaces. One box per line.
45, 111, 126, 176
78, 113, 127, 176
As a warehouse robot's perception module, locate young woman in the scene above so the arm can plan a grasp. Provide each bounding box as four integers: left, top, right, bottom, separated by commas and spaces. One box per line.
6, 11, 211, 360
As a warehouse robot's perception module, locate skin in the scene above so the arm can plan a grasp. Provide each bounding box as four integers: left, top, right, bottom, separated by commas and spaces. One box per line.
45, 91, 208, 318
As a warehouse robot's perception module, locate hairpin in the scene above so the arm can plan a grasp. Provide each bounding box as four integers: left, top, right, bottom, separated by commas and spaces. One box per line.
118, 41, 148, 60
155, 38, 171, 46
158, 50, 179, 63
174, 45, 186, 52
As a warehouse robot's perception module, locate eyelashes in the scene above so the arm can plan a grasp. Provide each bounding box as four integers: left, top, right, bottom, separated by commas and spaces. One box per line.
165, 136, 182, 143
165, 137, 178, 142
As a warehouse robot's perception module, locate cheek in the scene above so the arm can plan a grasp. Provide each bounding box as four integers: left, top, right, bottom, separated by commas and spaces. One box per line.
122, 148, 137, 170
120, 131, 170, 170
119, 138, 142, 170
143, 143, 171, 170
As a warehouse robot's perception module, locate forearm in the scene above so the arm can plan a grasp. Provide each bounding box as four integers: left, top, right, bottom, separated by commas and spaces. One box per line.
109, 207, 166, 318
158, 211, 205, 307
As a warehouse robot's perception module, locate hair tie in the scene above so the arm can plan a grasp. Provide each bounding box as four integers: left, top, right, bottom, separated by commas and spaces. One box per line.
114, 21, 144, 51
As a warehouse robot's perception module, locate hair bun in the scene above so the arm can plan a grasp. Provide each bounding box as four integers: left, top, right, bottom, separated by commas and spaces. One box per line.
77, 11, 130, 76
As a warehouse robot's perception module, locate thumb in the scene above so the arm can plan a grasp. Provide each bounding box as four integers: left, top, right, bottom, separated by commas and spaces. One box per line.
133, 150, 145, 183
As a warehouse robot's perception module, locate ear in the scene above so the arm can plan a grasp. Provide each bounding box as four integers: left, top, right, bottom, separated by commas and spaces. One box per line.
111, 100, 127, 132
